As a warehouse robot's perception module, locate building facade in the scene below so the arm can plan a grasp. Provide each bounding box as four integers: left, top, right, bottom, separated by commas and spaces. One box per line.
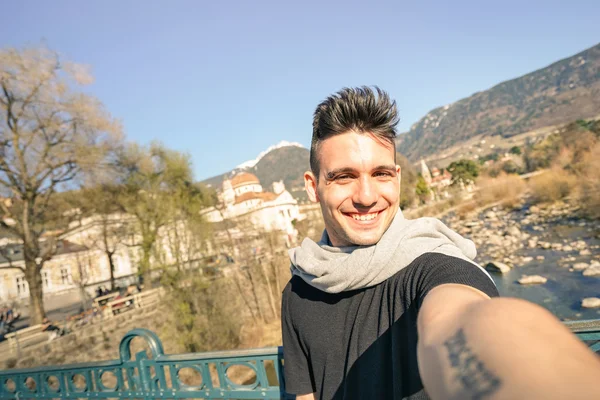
201, 172, 302, 239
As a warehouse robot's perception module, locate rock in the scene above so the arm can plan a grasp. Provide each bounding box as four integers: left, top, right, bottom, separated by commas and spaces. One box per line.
539, 242, 551, 249
485, 262, 511, 274
573, 263, 590, 271
582, 298, 600, 308
536, 255, 545, 261
487, 235, 503, 246
521, 256, 534, 264
503, 239, 514, 248
551, 243, 563, 251
485, 211, 497, 220
518, 275, 547, 285
591, 260, 600, 266
530, 206, 540, 214
505, 226, 521, 237
562, 245, 573, 252
464, 221, 480, 228
583, 265, 600, 277
528, 239, 538, 249
580, 249, 592, 256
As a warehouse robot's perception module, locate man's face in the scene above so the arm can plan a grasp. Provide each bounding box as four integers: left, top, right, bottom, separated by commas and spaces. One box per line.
304, 132, 401, 247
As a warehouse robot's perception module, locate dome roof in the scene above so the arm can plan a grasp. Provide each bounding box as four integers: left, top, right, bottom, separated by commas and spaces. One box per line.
234, 191, 277, 204
230, 172, 260, 188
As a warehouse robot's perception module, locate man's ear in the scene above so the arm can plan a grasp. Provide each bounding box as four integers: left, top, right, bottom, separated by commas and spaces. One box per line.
304, 171, 319, 203
396, 165, 402, 186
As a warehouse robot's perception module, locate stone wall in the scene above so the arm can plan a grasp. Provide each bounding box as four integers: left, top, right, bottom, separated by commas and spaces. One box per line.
3, 305, 172, 370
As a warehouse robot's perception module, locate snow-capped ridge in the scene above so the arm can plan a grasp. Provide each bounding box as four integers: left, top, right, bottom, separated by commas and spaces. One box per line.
236, 140, 305, 169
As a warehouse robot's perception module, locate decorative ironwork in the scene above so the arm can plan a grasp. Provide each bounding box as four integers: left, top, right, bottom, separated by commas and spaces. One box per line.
565, 319, 600, 353
0, 320, 598, 399
0, 328, 284, 399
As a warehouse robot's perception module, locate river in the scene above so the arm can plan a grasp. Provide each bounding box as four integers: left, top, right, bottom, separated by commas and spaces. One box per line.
442, 201, 600, 321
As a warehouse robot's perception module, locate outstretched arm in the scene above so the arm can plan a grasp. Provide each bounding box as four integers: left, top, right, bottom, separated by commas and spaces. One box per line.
417, 284, 600, 400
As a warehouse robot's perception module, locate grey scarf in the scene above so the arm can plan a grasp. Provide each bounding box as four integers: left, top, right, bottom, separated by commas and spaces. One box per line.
289, 209, 493, 293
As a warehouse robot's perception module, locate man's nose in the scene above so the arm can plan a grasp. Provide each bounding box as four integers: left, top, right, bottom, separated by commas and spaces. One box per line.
353, 177, 378, 207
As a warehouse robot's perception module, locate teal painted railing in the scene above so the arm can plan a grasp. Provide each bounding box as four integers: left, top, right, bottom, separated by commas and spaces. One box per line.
0, 320, 598, 399
0, 329, 284, 399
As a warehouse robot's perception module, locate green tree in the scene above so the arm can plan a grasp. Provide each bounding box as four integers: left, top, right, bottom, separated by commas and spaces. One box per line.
501, 160, 520, 175
114, 142, 212, 286
509, 146, 522, 155
415, 175, 430, 203
448, 159, 480, 186
0, 47, 120, 323
396, 152, 417, 209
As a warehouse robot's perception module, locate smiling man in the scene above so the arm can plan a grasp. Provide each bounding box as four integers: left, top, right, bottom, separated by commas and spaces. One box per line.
281, 87, 600, 400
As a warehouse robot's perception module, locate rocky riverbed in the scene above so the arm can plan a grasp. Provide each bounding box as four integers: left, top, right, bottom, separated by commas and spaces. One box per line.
442, 200, 600, 321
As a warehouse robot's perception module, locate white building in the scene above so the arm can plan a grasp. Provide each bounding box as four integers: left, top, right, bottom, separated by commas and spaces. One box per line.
201, 172, 302, 238
0, 215, 140, 302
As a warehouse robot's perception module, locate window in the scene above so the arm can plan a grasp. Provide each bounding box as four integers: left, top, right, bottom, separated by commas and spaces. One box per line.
42, 271, 50, 288
16, 276, 28, 295
60, 267, 72, 285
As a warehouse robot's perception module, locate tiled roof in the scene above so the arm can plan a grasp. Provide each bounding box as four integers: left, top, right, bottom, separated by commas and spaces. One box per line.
0, 240, 88, 265
234, 191, 277, 205
230, 172, 260, 188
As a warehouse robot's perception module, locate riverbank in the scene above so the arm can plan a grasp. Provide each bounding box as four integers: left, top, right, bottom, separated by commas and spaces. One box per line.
442, 198, 600, 320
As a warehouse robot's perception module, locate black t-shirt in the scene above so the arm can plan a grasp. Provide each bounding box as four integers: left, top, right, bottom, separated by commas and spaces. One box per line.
281, 252, 499, 400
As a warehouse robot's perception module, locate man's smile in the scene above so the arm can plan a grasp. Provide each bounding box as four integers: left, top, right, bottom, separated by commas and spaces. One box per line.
343, 210, 384, 223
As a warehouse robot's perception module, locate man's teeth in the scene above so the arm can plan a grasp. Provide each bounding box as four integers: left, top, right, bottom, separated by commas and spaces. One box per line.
352, 213, 378, 221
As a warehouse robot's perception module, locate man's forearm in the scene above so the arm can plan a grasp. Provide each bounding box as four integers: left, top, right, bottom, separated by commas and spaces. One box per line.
418, 293, 600, 400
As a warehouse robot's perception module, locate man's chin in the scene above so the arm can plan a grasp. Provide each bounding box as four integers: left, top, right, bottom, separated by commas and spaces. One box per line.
344, 230, 384, 247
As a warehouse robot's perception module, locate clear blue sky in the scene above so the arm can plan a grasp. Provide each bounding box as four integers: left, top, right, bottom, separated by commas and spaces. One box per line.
2, 0, 598, 180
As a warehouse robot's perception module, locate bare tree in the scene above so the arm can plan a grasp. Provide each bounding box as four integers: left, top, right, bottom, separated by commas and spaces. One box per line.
73, 249, 93, 312
78, 186, 132, 291
0, 47, 121, 324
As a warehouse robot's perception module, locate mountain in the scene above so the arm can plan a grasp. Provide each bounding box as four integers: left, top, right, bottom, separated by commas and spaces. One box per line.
235, 140, 304, 169
397, 43, 600, 161
201, 143, 310, 199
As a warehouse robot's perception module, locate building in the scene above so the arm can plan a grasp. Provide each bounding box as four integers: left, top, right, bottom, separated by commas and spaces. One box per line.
0, 215, 140, 302
418, 160, 454, 201
0, 173, 302, 303
201, 172, 302, 239
429, 167, 453, 189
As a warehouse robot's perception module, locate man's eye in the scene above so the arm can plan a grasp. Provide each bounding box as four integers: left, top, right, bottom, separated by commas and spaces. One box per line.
374, 171, 392, 177
335, 175, 352, 181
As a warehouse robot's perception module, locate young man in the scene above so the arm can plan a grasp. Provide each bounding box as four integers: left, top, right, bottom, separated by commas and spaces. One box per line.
281, 87, 600, 400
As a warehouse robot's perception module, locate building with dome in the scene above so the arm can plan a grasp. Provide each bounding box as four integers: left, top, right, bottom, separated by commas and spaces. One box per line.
201, 172, 302, 239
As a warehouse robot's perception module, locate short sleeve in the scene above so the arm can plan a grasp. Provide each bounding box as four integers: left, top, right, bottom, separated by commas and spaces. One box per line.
281, 283, 315, 395
412, 253, 499, 310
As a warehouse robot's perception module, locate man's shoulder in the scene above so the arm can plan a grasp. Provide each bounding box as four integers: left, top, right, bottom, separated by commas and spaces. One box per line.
408, 251, 480, 270
399, 252, 499, 299
283, 275, 346, 302
385, 252, 477, 281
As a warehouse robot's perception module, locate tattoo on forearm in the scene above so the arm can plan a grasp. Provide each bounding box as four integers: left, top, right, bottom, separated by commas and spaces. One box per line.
443, 328, 502, 400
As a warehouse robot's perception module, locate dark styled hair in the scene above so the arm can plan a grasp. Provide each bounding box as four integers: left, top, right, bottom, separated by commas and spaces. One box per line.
310, 86, 399, 176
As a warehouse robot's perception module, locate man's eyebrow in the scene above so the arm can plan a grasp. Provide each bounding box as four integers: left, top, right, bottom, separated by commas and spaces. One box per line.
373, 164, 397, 171
324, 165, 397, 180
325, 167, 356, 180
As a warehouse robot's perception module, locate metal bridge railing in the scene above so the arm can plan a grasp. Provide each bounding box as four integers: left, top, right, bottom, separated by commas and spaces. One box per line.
0, 328, 284, 399
0, 320, 598, 399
